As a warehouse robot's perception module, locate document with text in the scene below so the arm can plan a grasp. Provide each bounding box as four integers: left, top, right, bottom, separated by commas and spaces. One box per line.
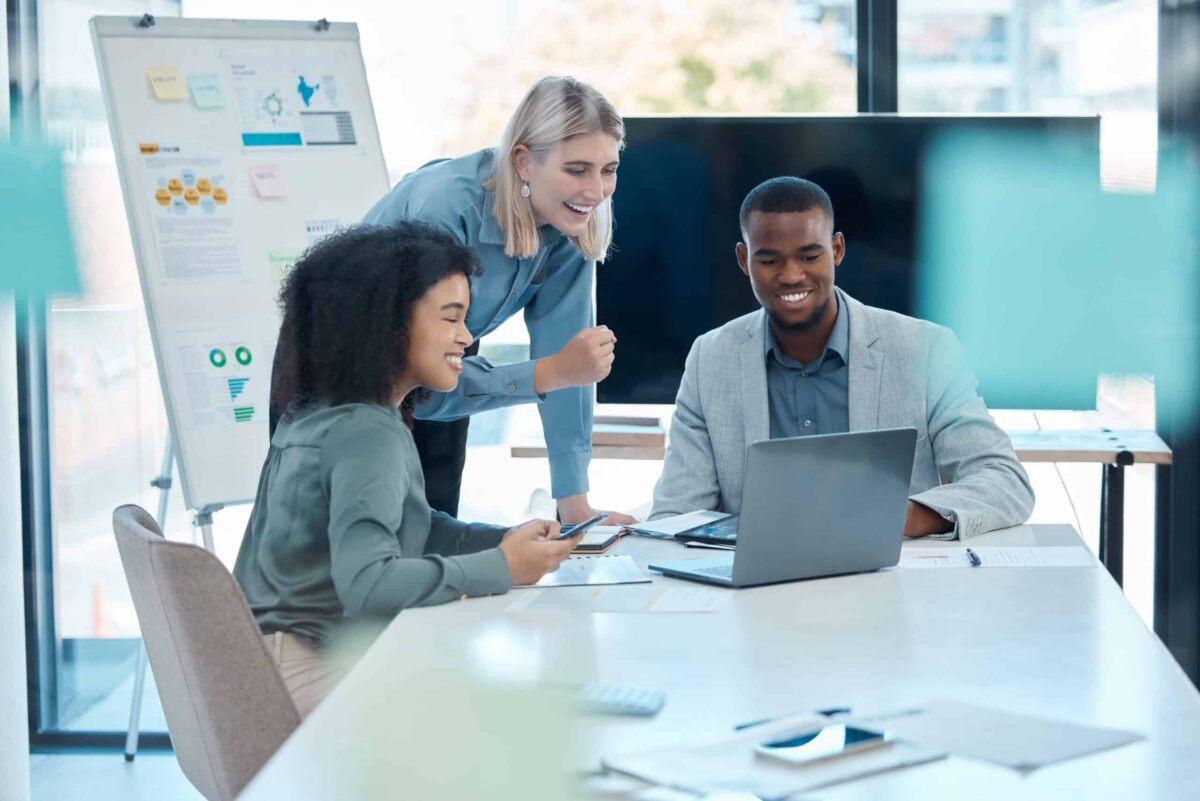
898, 546, 1096, 569
507, 584, 730, 613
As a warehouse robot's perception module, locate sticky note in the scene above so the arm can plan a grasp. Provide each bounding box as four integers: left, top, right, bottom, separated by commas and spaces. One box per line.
0, 143, 80, 295
145, 65, 188, 101
187, 73, 225, 108
248, 165, 287, 199
268, 250, 301, 286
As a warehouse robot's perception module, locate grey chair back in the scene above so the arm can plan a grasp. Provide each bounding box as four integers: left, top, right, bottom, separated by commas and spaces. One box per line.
112, 504, 300, 801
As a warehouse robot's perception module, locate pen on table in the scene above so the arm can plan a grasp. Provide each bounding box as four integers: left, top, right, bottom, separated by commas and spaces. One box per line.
734, 707, 851, 731
966, 547, 982, 568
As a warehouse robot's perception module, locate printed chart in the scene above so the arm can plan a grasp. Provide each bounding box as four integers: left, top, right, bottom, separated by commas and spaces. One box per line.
139, 142, 243, 281
224, 51, 357, 147
177, 333, 269, 429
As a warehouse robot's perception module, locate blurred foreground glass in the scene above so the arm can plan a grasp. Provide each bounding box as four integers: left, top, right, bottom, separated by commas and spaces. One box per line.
238, 660, 576, 801
917, 132, 1199, 424
0, 143, 79, 294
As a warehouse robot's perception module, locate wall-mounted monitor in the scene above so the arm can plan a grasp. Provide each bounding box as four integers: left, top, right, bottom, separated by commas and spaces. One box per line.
597, 115, 1099, 405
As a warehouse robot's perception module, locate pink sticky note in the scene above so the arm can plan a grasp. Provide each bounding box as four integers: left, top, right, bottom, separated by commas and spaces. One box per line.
248, 165, 287, 199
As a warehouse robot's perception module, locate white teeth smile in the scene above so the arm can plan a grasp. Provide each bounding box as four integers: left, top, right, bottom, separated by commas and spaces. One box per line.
446, 355, 463, 368
565, 202, 594, 214
779, 290, 812, 303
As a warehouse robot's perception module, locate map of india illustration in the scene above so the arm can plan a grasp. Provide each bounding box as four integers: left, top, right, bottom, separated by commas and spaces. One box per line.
297, 76, 319, 106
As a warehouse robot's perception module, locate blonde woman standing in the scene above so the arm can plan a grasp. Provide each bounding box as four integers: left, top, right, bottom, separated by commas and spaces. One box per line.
363, 76, 634, 526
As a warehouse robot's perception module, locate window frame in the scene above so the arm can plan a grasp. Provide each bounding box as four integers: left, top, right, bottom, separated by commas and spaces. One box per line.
12, 0, 175, 752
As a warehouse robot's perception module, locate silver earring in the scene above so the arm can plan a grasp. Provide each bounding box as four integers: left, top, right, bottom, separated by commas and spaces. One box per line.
521, 181, 531, 198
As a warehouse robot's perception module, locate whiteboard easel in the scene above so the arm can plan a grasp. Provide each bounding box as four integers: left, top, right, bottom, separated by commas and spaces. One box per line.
92, 13, 390, 517
92, 12, 391, 757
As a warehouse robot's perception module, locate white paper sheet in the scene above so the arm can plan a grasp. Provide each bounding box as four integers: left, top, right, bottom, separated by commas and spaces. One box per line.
140, 143, 242, 281
898, 546, 1096, 569
514, 554, 650, 589
174, 331, 271, 429
603, 712, 944, 798
507, 585, 729, 613
848, 699, 1143, 771
225, 50, 355, 147
627, 510, 730, 538
304, 217, 343, 245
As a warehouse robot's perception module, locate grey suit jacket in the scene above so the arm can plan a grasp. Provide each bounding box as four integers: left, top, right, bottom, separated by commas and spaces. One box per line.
649, 290, 1035, 539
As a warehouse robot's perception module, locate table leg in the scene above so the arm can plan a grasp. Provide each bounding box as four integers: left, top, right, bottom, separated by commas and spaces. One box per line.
1154, 464, 1172, 639
1100, 463, 1126, 586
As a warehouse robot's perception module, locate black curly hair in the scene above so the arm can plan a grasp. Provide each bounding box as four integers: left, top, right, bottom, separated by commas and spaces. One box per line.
269, 222, 481, 427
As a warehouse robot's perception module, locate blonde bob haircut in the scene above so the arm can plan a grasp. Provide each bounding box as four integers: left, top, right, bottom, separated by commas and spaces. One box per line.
485, 76, 625, 261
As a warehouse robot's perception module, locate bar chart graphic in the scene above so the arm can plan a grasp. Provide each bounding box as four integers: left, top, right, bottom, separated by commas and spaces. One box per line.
227, 377, 249, 400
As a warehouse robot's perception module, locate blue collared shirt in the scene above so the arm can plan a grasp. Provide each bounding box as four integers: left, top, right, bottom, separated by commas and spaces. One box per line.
764, 291, 850, 439
362, 149, 593, 497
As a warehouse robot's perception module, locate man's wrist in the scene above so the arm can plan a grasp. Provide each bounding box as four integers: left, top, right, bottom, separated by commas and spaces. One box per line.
903, 500, 953, 538
534, 356, 561, 395
556, 493, 591, 522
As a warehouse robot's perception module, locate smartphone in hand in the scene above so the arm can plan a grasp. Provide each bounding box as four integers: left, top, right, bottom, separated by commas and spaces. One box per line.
555, 513, 607, 541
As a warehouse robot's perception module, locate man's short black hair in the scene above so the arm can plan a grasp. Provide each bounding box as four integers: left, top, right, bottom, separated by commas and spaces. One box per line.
739, 177, 835, 238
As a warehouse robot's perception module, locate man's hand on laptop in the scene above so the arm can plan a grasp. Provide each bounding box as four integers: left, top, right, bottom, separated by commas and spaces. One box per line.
903, 501, 954, 538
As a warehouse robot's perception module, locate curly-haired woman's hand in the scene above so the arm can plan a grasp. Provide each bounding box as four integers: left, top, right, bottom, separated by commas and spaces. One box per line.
498, 519, 579, 585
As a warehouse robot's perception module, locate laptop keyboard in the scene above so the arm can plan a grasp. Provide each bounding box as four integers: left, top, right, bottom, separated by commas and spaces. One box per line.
694, 564, 733, 578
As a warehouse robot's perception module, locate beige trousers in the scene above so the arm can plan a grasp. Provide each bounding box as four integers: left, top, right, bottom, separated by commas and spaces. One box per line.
263, 631, 346, 719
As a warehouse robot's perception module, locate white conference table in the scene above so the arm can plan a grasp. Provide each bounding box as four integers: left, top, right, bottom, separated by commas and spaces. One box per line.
240, 524, 1200, 800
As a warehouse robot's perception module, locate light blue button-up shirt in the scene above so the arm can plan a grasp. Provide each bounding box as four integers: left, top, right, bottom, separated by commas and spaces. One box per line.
362, 149, 594, 497
764, 290, 850, 440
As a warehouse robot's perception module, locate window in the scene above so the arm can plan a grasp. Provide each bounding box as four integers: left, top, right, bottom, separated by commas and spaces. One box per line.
33, 0, 184, 741
898, 0, 1158, 190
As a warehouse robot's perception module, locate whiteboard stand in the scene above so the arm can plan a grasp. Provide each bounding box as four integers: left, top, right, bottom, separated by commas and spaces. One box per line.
193, 504, 223, 553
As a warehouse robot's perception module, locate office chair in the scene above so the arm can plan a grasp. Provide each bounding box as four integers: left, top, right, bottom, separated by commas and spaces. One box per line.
112, 504, 300, 801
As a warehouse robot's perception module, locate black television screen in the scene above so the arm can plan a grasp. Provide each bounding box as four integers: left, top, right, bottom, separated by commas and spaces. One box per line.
597, 115, 1099, 405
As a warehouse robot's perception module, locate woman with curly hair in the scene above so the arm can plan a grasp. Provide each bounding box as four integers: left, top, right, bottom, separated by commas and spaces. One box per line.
235, 222, 579, 717
363, 76, 636, 528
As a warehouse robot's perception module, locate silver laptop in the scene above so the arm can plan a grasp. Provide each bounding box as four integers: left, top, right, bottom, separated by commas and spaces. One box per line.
649, 428, 917, 588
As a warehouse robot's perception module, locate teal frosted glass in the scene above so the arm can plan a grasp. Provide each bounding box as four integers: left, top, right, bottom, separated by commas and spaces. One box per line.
0, 143, 80, 296
917, 132, 1199, 417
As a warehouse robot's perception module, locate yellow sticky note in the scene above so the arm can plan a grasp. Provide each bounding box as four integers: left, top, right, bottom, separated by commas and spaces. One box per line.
146, 66, 188, 100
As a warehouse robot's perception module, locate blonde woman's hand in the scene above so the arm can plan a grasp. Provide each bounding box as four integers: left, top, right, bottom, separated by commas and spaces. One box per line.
534, 326, 616, 393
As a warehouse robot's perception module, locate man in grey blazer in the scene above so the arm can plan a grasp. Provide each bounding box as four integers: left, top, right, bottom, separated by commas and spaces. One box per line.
650, 177, 1034, 539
